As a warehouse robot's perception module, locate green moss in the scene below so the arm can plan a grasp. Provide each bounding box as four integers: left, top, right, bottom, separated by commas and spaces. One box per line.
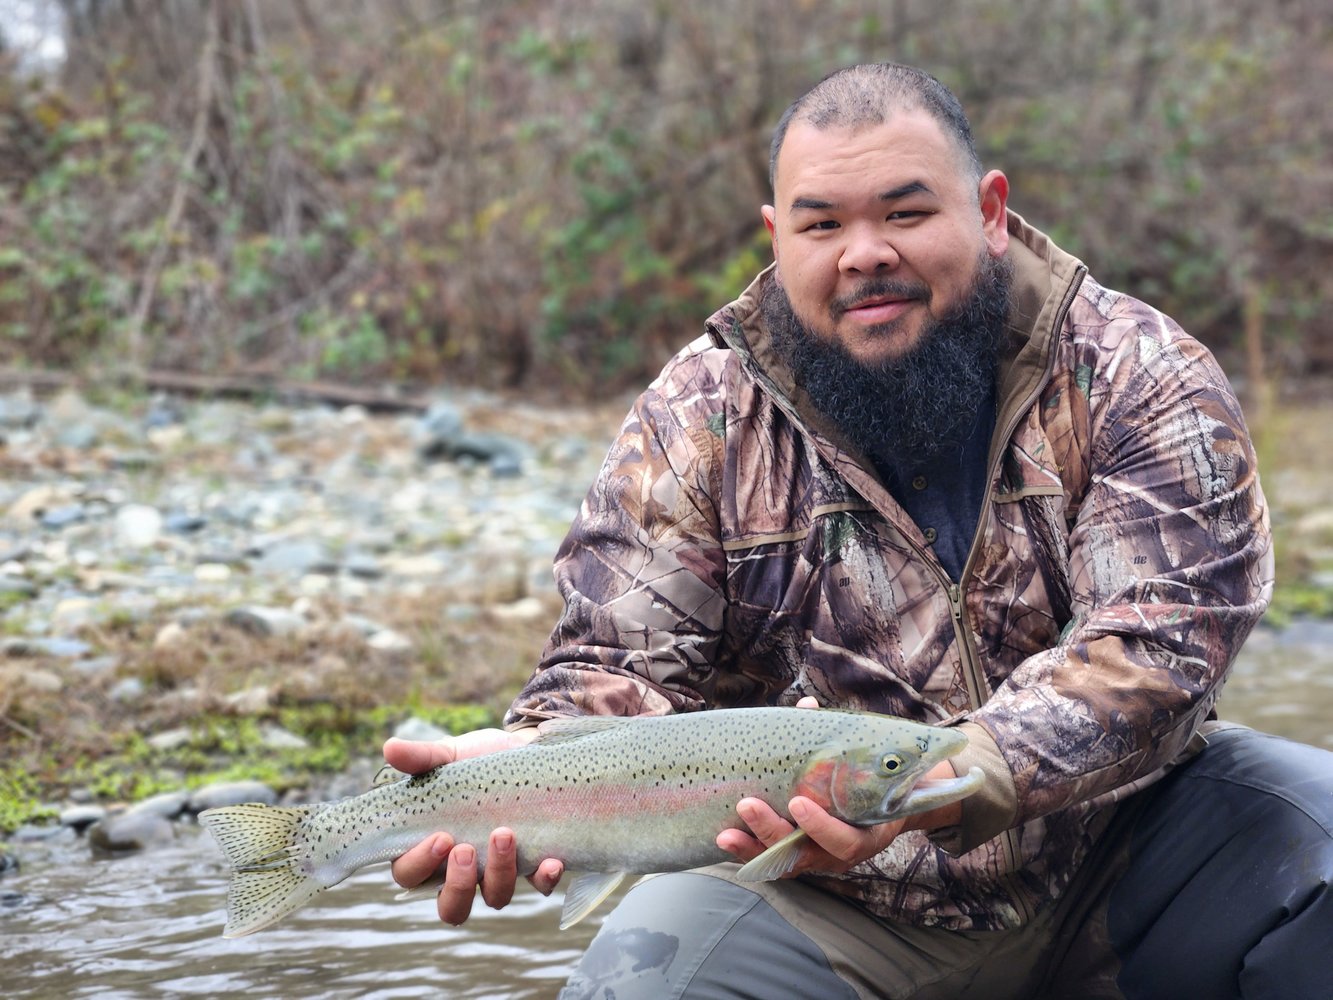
0, 699, 500, 834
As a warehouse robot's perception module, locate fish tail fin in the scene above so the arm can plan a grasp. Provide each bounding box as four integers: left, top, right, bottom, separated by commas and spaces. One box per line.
199, 802, 324, 938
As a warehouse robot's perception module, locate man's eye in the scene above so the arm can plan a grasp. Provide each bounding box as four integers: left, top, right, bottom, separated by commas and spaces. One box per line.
888, 210, 925, 221
806, 220, 840, 231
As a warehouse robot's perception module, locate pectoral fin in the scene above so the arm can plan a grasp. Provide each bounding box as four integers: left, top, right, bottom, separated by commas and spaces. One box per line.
734, 828, 809, 882
560, 871, 629, 929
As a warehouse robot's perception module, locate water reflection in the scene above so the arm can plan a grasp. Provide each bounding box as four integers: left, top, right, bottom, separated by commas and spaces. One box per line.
2, 834, 602, 999
3, 624, 1330, 998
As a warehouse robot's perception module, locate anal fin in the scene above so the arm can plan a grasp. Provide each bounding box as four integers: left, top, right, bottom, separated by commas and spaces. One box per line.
559, 871, 629, 929
735, 828, 809, 882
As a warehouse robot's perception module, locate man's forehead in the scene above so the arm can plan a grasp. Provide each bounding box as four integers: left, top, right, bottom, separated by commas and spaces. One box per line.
774, 112, 956, 198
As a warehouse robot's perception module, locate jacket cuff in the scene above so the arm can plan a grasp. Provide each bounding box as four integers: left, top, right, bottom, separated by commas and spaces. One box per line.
927, 721, 1018, 855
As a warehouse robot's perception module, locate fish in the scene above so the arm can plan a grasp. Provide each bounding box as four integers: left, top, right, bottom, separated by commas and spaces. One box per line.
199, 707, 984, 938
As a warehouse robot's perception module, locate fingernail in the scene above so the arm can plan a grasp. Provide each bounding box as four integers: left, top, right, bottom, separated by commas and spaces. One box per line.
737, 801, 757, 823
790, 799, 811, 822
430, 835, 450, 858
453, 844, 474, 866
494, 832, 513, 853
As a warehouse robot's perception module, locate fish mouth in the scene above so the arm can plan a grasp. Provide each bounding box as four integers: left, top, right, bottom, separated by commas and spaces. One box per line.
886, 765, 985, 822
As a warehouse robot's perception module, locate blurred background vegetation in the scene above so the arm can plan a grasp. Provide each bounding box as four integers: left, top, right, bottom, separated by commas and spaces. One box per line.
0, 0, 1329, 396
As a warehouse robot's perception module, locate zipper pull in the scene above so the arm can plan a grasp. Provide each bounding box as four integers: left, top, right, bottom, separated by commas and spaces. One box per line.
949, 583, 964, 620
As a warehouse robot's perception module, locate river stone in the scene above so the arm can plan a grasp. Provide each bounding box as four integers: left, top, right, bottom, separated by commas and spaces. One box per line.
254, 538, 337, 575
146, 727, 193, 751
59, 805, 107, 831
260, 723, 309, 750
0, 574, 37, 596
393, 717, 450, 742
366, 628, 412, 654
108, 677, 145, 703
114, 504, 164, 548
39, 504, 87, 530
127, 790, 191, 820
88, 812, 175, 852
188, 780, 278, 813
153, 621, 189, 649
224, 605, 306, 637
28, 636, 94, 658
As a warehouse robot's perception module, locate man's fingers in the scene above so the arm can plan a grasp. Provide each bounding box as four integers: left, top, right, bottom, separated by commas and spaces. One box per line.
391, 832, 452, 888
795, 696, 820, 709
382, 736, 457, 775
790, 796, 899, 863
736, 796, 797, 843
437, 843, 479, 925
479, 829, 519, 910
715, 827, 765, 861
528, 858, 565, 896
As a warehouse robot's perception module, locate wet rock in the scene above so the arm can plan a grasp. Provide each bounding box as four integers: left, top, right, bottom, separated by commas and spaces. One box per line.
188, 780, 278, 813
59, 805, 107, 832
0, 851, 20, 876
89, 812, 175, 852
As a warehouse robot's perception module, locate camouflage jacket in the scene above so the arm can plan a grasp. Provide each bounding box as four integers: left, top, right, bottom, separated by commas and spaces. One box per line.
505, 213, 1274, 931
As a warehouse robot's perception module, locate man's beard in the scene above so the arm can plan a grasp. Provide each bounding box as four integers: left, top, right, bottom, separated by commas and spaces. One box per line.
763, 252, 1013, 462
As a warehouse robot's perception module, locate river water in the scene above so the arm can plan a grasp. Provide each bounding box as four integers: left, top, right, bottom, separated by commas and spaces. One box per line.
4, 623, 1331, 998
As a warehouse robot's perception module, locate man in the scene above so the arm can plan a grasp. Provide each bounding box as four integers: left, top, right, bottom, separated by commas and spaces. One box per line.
386, 65, 1331, 997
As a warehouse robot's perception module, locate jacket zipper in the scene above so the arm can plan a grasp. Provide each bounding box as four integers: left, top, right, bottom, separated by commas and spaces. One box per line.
950, 263, 1088, 713
946, 264, 1086, 927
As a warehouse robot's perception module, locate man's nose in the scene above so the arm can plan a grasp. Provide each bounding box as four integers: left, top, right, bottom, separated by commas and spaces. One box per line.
839, 224, 901, 275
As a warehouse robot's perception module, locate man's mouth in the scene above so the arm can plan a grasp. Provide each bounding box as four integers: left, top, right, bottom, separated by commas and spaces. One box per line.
840, 296, 915, 325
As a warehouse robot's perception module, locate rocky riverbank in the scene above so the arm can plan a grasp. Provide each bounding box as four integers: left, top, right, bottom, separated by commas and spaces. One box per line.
0, 384, 631, 854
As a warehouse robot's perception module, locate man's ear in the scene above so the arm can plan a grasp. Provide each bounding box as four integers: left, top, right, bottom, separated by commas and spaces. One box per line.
762, 204, 779, 261
978, 170, 1009, 257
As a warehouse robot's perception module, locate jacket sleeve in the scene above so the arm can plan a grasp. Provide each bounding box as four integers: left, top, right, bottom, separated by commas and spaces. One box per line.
504, 377, 730, 728
955, 300, 1274, 846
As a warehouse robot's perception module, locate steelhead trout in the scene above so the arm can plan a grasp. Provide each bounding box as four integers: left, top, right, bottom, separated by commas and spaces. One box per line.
200, 707, 983, 937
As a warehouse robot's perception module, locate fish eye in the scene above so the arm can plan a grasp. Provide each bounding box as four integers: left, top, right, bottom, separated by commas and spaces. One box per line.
880, 753, 903, 773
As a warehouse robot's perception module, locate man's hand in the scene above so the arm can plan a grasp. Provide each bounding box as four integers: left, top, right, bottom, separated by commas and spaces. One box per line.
384, 728, 565, 925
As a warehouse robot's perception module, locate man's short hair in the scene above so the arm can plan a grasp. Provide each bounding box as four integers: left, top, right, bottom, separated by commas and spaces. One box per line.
769, 64, 983, 192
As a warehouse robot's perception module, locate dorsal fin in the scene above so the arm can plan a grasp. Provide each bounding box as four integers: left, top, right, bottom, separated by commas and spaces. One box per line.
532, 715, 635, 746
371, 763, 409, 788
